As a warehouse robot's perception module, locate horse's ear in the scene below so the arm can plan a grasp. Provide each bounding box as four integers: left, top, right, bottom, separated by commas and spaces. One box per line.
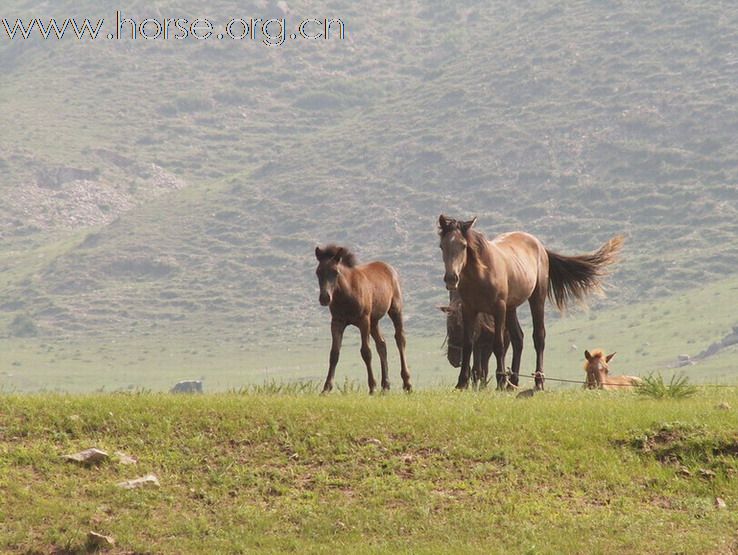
460, 217, 477, 234
438, 305, 451, 313
315, 246, 323, 260
606, 352, 616, 363
438, 214, 448, 231
332, 247, 344, 263
584, 350, 593, 361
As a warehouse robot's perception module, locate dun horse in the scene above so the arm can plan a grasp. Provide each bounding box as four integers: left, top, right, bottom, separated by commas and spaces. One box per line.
314, 245, 412, 394
439, 289, 514, 388
438, 215, 623, 391
583, 350, 642, 390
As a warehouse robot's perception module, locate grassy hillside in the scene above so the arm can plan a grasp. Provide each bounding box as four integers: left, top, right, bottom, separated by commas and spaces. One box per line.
2, 273, 737, 393
3, 391, 738, 553
1, 1, 738, 387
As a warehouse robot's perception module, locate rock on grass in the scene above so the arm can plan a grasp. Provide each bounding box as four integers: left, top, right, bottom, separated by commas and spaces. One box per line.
63, 448, 109, 465
87, 531, 115, 549
117, 474, 160, 489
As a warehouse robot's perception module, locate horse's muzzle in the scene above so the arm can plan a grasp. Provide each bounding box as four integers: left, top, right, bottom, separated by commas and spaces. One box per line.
319, 292, 331, 306
444, 272, 459, 290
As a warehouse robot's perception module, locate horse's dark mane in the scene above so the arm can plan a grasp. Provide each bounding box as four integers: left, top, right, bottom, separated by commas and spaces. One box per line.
464, 229, 489, 263
439, 217, 490, 271
438, 217, 489, 262
318, 244, 358, 267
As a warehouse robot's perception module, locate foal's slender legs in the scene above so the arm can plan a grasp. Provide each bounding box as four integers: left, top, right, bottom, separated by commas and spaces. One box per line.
388, 305, 412, 391
322, 320, 346, 394
358, 317, 377, 394
480, 343, 493, 387
471, 342, 482, 389
371, 320, 390, 391
457, 308, 476, 389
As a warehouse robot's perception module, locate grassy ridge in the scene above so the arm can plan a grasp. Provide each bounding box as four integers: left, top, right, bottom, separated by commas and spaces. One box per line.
2, 273, 737, 393
2, 391, 738, 553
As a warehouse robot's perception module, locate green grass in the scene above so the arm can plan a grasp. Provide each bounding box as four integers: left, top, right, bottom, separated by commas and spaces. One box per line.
2, 272, 738, 394
3, 390, 738, 553
637, 373, 699, 399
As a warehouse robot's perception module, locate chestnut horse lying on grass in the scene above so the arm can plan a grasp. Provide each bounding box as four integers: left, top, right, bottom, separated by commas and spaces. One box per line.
583, 350, 642, 390
315, 245, 412, 394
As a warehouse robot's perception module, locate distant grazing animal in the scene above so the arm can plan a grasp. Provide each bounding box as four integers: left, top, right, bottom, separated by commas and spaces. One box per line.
583, 350, 642, 390
170, 379, 203, 394
314, 245, 411, 394
438, 214, 623, 391
439, 289, 514, 388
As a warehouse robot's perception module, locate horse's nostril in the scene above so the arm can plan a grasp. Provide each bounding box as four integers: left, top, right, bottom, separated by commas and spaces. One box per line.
444, 274, 459, 290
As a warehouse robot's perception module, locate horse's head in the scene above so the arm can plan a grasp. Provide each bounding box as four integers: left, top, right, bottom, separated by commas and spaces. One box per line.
314, 245, 354, 306
584, 349, 615, 389
438, 214, 477, 290
439, 291, 464, 367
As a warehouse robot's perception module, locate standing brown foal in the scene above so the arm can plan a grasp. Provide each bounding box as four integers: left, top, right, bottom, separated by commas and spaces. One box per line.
315, 245, 412, 394
438, 215, 623, 391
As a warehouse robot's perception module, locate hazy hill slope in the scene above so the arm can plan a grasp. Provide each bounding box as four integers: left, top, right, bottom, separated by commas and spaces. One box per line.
1, 0, 737, 343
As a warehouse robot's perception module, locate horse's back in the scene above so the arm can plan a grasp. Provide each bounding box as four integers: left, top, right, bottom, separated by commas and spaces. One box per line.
357, 261, 402, 315
490, 232, 548, 303
491, 231, 544, 249
358, 261, 399, 288
602, 375, 642, 390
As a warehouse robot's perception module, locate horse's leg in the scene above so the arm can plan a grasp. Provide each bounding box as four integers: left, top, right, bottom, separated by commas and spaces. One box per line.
358, 316, 377, 394
457, 309, 476, 390
506, 309, 524, 388
322, 319, 346, 394
529, 290, 547, 390
481, 342, 492, 388
471, 341, 481, 389
388, 305, 412, 392
492, 301, 508, 390
370, 320, 390, 392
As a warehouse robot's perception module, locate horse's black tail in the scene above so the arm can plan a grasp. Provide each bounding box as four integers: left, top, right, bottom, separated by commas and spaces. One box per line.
546, 236, 624, 311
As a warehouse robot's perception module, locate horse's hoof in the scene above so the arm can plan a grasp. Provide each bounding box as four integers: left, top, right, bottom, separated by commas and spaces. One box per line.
403, 383, 413, 393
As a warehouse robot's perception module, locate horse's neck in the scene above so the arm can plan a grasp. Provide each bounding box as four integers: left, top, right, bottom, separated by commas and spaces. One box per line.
466, 233, 496, 273
461, 245, 493, 286
333, 267, 355, 299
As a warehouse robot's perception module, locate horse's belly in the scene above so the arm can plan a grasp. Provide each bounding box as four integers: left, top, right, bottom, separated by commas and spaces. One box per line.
370, 294, 393, 320
505, 278, 537, 307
